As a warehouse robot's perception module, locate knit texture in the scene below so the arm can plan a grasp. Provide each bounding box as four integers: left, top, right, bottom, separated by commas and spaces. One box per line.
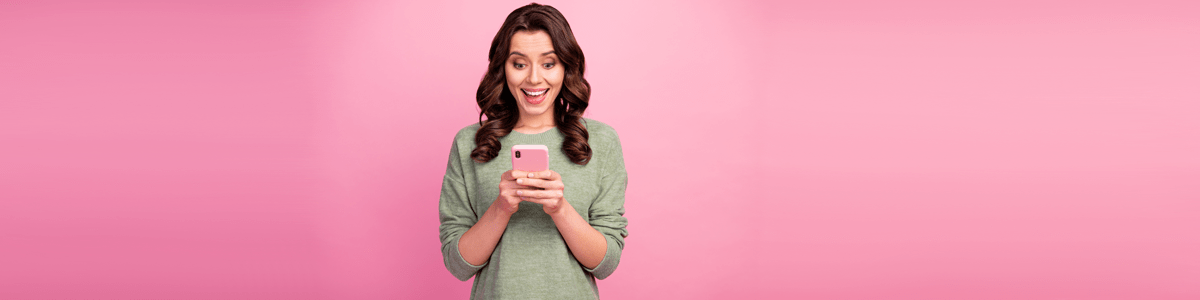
439, 118, 628, 299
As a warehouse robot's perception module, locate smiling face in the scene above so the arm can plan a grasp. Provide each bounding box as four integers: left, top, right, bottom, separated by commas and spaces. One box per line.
506, 30, 564, 123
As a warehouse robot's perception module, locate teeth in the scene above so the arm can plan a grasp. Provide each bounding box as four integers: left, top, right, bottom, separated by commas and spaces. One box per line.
524, 89, 546, 96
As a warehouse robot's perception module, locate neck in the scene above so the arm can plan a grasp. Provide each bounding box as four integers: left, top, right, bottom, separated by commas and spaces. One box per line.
514, 111, 556, 134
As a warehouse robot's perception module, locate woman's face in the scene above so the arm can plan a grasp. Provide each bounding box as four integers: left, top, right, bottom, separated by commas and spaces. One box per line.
506, 30, 563, 120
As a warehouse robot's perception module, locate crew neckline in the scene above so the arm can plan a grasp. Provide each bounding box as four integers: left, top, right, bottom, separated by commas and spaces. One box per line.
511, 127, 557, 135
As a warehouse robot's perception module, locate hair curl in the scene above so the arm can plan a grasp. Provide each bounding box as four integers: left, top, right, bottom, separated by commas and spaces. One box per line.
470, 3, 592, 165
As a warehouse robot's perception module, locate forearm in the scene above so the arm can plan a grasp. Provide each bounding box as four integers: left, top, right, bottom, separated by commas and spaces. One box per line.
550, 202, 608, 269
457, 203, 512, 266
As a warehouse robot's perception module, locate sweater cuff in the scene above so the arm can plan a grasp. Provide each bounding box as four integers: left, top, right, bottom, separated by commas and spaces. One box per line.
446, 236, 486, 281
583, 235, 621, 279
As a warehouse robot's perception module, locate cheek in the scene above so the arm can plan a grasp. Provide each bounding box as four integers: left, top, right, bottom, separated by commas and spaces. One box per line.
550, 69, 565, 88
505, 68, 521, 87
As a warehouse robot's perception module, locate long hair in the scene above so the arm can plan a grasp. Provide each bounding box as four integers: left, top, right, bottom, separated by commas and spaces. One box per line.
471, 3, 592, 165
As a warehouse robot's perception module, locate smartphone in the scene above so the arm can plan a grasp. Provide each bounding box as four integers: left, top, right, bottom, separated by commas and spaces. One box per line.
511, 145, 549, 172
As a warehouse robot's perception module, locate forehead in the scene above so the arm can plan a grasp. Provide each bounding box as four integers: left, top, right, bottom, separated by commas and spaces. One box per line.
509, 30, 555, 55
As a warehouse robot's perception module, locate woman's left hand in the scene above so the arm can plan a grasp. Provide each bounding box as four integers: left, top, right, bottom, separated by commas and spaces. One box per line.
514, 170, 568, 215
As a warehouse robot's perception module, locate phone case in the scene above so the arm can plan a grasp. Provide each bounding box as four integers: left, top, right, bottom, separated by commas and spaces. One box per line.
511, 145, 549, 172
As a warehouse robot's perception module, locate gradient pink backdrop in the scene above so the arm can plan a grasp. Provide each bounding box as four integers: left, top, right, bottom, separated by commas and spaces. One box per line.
2, 0, 1197, 299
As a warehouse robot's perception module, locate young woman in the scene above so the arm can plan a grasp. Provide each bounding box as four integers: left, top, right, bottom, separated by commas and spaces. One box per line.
438, 3, 628, 299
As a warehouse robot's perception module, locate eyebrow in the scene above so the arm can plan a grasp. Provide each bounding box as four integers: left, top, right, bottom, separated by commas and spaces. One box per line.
508, 50, 556, 57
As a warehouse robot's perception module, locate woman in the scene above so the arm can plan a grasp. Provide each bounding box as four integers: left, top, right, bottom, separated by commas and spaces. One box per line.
438, 3, 628, 299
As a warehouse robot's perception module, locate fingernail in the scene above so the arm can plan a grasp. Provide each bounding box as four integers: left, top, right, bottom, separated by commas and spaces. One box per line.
516, 179, 523, 184
516, 190, 523, 196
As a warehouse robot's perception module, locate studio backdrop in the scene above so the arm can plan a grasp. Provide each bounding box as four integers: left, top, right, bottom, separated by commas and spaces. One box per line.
1, 0, 1197, 299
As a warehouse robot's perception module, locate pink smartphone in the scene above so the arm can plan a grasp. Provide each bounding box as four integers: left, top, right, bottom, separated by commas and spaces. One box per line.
511, 145, 549, 172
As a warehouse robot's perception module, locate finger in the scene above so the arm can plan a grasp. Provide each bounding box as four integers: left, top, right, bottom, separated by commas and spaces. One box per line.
515, 189, 563, 199
510, 170, 529, 180
500, 184, 536, 195
527, 170, 560, 180
501, 170, 516, 181
525, 170, 542, 179
518, 196, 556, 206
502, 178, 540, 187
515, 178, 563, 190
501, 183, 532, 190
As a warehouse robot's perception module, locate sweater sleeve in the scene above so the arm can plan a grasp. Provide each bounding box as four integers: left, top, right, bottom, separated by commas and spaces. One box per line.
438, 137, 486, 281
582, 128, 629, 279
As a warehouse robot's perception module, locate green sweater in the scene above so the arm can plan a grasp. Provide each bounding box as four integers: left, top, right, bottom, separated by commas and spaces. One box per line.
439, 119, 628, 299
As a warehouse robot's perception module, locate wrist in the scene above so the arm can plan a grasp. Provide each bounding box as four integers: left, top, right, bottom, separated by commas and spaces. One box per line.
548, 199, 574, 219
487, 206, 514, 223
488, 198, 516, 219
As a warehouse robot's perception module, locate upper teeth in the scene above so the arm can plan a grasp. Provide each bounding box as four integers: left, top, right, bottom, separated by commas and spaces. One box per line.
524, 89, 546, 96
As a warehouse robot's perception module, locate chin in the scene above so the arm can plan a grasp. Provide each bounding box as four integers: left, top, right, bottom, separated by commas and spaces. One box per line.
520, 105, 553, 117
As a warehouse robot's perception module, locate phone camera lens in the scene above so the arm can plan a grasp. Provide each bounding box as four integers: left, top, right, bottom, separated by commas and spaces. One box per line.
515, 151, 521, 158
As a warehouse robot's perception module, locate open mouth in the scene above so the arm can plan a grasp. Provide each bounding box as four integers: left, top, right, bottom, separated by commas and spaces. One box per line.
521, 88, 548, 105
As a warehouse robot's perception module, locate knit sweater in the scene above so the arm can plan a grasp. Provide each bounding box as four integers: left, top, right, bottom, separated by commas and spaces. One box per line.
439, 118, 628, 299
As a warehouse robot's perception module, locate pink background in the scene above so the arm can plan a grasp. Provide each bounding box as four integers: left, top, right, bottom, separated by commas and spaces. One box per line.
2, 0, 1198, 299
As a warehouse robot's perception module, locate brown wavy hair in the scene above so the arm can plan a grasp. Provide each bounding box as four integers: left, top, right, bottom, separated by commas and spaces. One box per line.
471, 3, 592, 165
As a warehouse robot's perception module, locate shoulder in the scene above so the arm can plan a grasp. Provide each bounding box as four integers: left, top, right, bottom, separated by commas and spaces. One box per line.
453, 122, 481, 144
583, 118, 620, 143
447, 122, 481, 154
582, 118, 625, 171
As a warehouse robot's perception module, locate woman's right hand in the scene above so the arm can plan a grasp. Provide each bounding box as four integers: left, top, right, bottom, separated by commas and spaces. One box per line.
494, 170, 531, 215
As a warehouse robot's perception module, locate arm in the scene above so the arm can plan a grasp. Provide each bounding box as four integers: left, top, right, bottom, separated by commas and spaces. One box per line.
456, 170, 531, 266
580, 129, 629, 279
439, 139, 530, 280
581, 167, 628, 279
549, 201, 608, 269
515, 172, 606, 268
516, 167, 627, 275
438, 140, 486, 281
457, 196, 515, 266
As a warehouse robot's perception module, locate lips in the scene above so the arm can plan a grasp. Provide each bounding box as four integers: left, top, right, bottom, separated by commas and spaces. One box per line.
521, 88, 548, 105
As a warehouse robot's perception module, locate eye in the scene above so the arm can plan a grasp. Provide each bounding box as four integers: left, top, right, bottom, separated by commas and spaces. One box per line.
512, 62, 526, 69
542, 63, 555, 69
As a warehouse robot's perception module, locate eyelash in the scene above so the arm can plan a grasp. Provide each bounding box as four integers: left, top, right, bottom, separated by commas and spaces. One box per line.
512, 62, 555, 69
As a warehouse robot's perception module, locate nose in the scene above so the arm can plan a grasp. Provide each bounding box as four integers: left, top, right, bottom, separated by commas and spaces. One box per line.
527, 64, 543, 85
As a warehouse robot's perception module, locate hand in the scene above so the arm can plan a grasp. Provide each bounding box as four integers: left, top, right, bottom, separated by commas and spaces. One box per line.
513, 170, 568, 215
494, 169, 537, 215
